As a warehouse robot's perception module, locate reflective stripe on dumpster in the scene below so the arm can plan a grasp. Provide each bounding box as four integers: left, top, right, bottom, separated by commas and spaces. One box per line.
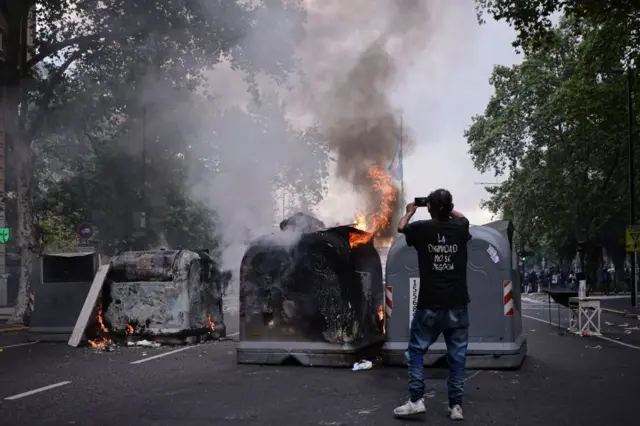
385, 286, 392, 319
504, 280, 514, 316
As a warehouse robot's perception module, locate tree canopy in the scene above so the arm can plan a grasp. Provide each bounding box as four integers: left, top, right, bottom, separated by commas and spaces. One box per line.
475, 0, 640, 58
1, 0, 329, 321
465, 15, 638, 282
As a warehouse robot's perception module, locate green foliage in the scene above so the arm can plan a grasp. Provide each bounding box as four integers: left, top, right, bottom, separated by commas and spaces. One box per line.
475, 0, 640, 57
465, 16, 638, 272
17, 0, 326, 253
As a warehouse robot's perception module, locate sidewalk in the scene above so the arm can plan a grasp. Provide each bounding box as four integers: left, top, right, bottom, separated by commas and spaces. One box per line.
523, 292, 640, 319
599, 297, 640, 318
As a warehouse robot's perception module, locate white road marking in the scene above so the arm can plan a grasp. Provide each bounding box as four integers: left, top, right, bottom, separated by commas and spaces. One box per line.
440, 371, 483, 404
596, 335, 640, 351
522, 314, 640, 351
464, 370, 482, 382
0, 341, 38, 350
5, 381, 72, 401
130, 345, 196, 364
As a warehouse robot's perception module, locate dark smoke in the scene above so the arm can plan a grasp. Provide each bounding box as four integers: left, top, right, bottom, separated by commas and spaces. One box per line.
298, 0, 430, 232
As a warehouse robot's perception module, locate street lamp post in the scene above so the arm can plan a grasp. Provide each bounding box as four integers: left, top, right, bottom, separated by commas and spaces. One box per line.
627, 69, 637, 307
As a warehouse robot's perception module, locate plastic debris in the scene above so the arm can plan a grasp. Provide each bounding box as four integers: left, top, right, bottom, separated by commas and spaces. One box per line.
605, 321, 614, 326
586, 345, 603, 349
619, 323, 629, 327
352, 360, 373, 371
127, 340, 161, 348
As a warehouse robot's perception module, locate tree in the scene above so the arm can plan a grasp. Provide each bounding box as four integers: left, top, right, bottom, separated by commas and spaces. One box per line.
3, 0, 308, 323
465, 17, 636, 282
475, 0, 640, 57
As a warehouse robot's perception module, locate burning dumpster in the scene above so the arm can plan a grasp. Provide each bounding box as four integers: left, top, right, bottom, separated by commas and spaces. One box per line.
99, 249, 225, 343
237, 219, 385, 367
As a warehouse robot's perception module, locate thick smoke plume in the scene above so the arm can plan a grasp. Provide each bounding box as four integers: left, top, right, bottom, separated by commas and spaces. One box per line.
190, 0, 432, 276
298, 0, 430, 232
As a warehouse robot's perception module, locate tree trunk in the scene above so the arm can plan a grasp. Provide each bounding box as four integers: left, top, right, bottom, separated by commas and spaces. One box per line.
9, 139, 35, 324
584, 243, 600, 289
3, 1, 35, 324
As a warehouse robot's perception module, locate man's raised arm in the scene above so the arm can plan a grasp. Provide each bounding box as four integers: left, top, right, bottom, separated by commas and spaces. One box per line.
398, 202, 417, 233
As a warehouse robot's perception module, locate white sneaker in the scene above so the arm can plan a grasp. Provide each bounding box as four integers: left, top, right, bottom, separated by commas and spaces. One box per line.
447, 404, 464, 420
393, 398, 426, 417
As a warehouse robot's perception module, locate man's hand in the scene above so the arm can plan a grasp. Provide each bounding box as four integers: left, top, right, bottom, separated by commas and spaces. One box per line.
398, 203, 416, 233
450, 208, 465, 219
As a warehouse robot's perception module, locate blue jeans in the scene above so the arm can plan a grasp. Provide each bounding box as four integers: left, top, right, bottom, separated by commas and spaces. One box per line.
406, 307, 469, 405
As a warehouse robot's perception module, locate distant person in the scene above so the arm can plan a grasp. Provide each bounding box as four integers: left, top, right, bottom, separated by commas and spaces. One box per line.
528, 272, 537, 293
394, 189, 471, 421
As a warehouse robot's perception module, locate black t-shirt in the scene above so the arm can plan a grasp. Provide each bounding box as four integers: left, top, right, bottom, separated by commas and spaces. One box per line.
404, 217, 471, 309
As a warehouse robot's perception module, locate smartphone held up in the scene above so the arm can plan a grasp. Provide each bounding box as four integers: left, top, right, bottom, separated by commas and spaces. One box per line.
414, 197, 429, 207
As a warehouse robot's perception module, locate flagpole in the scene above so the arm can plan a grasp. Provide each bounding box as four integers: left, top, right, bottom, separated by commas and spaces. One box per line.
399, 116, 404, 207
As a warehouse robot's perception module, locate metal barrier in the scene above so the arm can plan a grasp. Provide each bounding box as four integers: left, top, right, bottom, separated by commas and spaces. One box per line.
382, 220, 527, 369
237, 226, 385, 367
29, 252, 101, 341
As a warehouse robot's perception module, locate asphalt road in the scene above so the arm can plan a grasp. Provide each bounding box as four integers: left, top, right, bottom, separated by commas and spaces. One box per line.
1, 298, 639, 426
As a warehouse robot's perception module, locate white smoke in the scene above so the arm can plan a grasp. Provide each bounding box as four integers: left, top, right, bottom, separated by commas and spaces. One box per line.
189, 0, 472, 278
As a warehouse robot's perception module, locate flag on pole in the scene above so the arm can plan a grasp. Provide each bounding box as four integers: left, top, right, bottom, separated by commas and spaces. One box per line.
388, 139, 403, 181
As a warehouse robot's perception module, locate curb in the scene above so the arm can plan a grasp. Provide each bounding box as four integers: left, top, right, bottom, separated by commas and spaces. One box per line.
601, 308, 640, 320
0, 326, 28, 333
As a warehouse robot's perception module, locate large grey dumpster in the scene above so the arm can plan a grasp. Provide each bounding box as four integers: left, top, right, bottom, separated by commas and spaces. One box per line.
237, 223, 385, 367
29, 252, 101, 342
382, 221, 527, 369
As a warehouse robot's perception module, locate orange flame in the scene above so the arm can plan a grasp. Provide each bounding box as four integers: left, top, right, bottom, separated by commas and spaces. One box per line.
349, 165, 397, 248
377, 304, 386, 334
207, 314, 216, 331
126, 324, 134, 334
354, 209, 367, 231
88, 308, 112, 349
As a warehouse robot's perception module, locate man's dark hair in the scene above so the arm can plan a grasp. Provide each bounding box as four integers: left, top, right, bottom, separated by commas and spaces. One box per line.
428, 188, 454, 220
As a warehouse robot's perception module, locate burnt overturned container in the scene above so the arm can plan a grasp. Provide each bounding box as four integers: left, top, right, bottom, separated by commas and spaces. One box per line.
103, 250, 225, 338
237, 214, 385, 367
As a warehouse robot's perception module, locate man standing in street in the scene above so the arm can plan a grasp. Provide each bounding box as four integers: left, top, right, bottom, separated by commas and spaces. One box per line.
393, 189, 471, 421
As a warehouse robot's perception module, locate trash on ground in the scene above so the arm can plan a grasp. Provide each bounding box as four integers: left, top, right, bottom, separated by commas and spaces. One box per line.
605, 321, 615, 326
586, 345, 603, 349
352, 360, 373, 371
619, 323, 629, 327
127, 339, 161, 348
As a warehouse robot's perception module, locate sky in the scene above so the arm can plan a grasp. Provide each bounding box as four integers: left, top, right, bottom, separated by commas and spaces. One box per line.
313, 1, 521, 226
207, 0, 522, 227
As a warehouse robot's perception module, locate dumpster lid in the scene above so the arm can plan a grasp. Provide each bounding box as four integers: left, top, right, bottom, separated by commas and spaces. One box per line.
42, 252, 96, 258
279, 212, 326, 233
482, 220, 514, 248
